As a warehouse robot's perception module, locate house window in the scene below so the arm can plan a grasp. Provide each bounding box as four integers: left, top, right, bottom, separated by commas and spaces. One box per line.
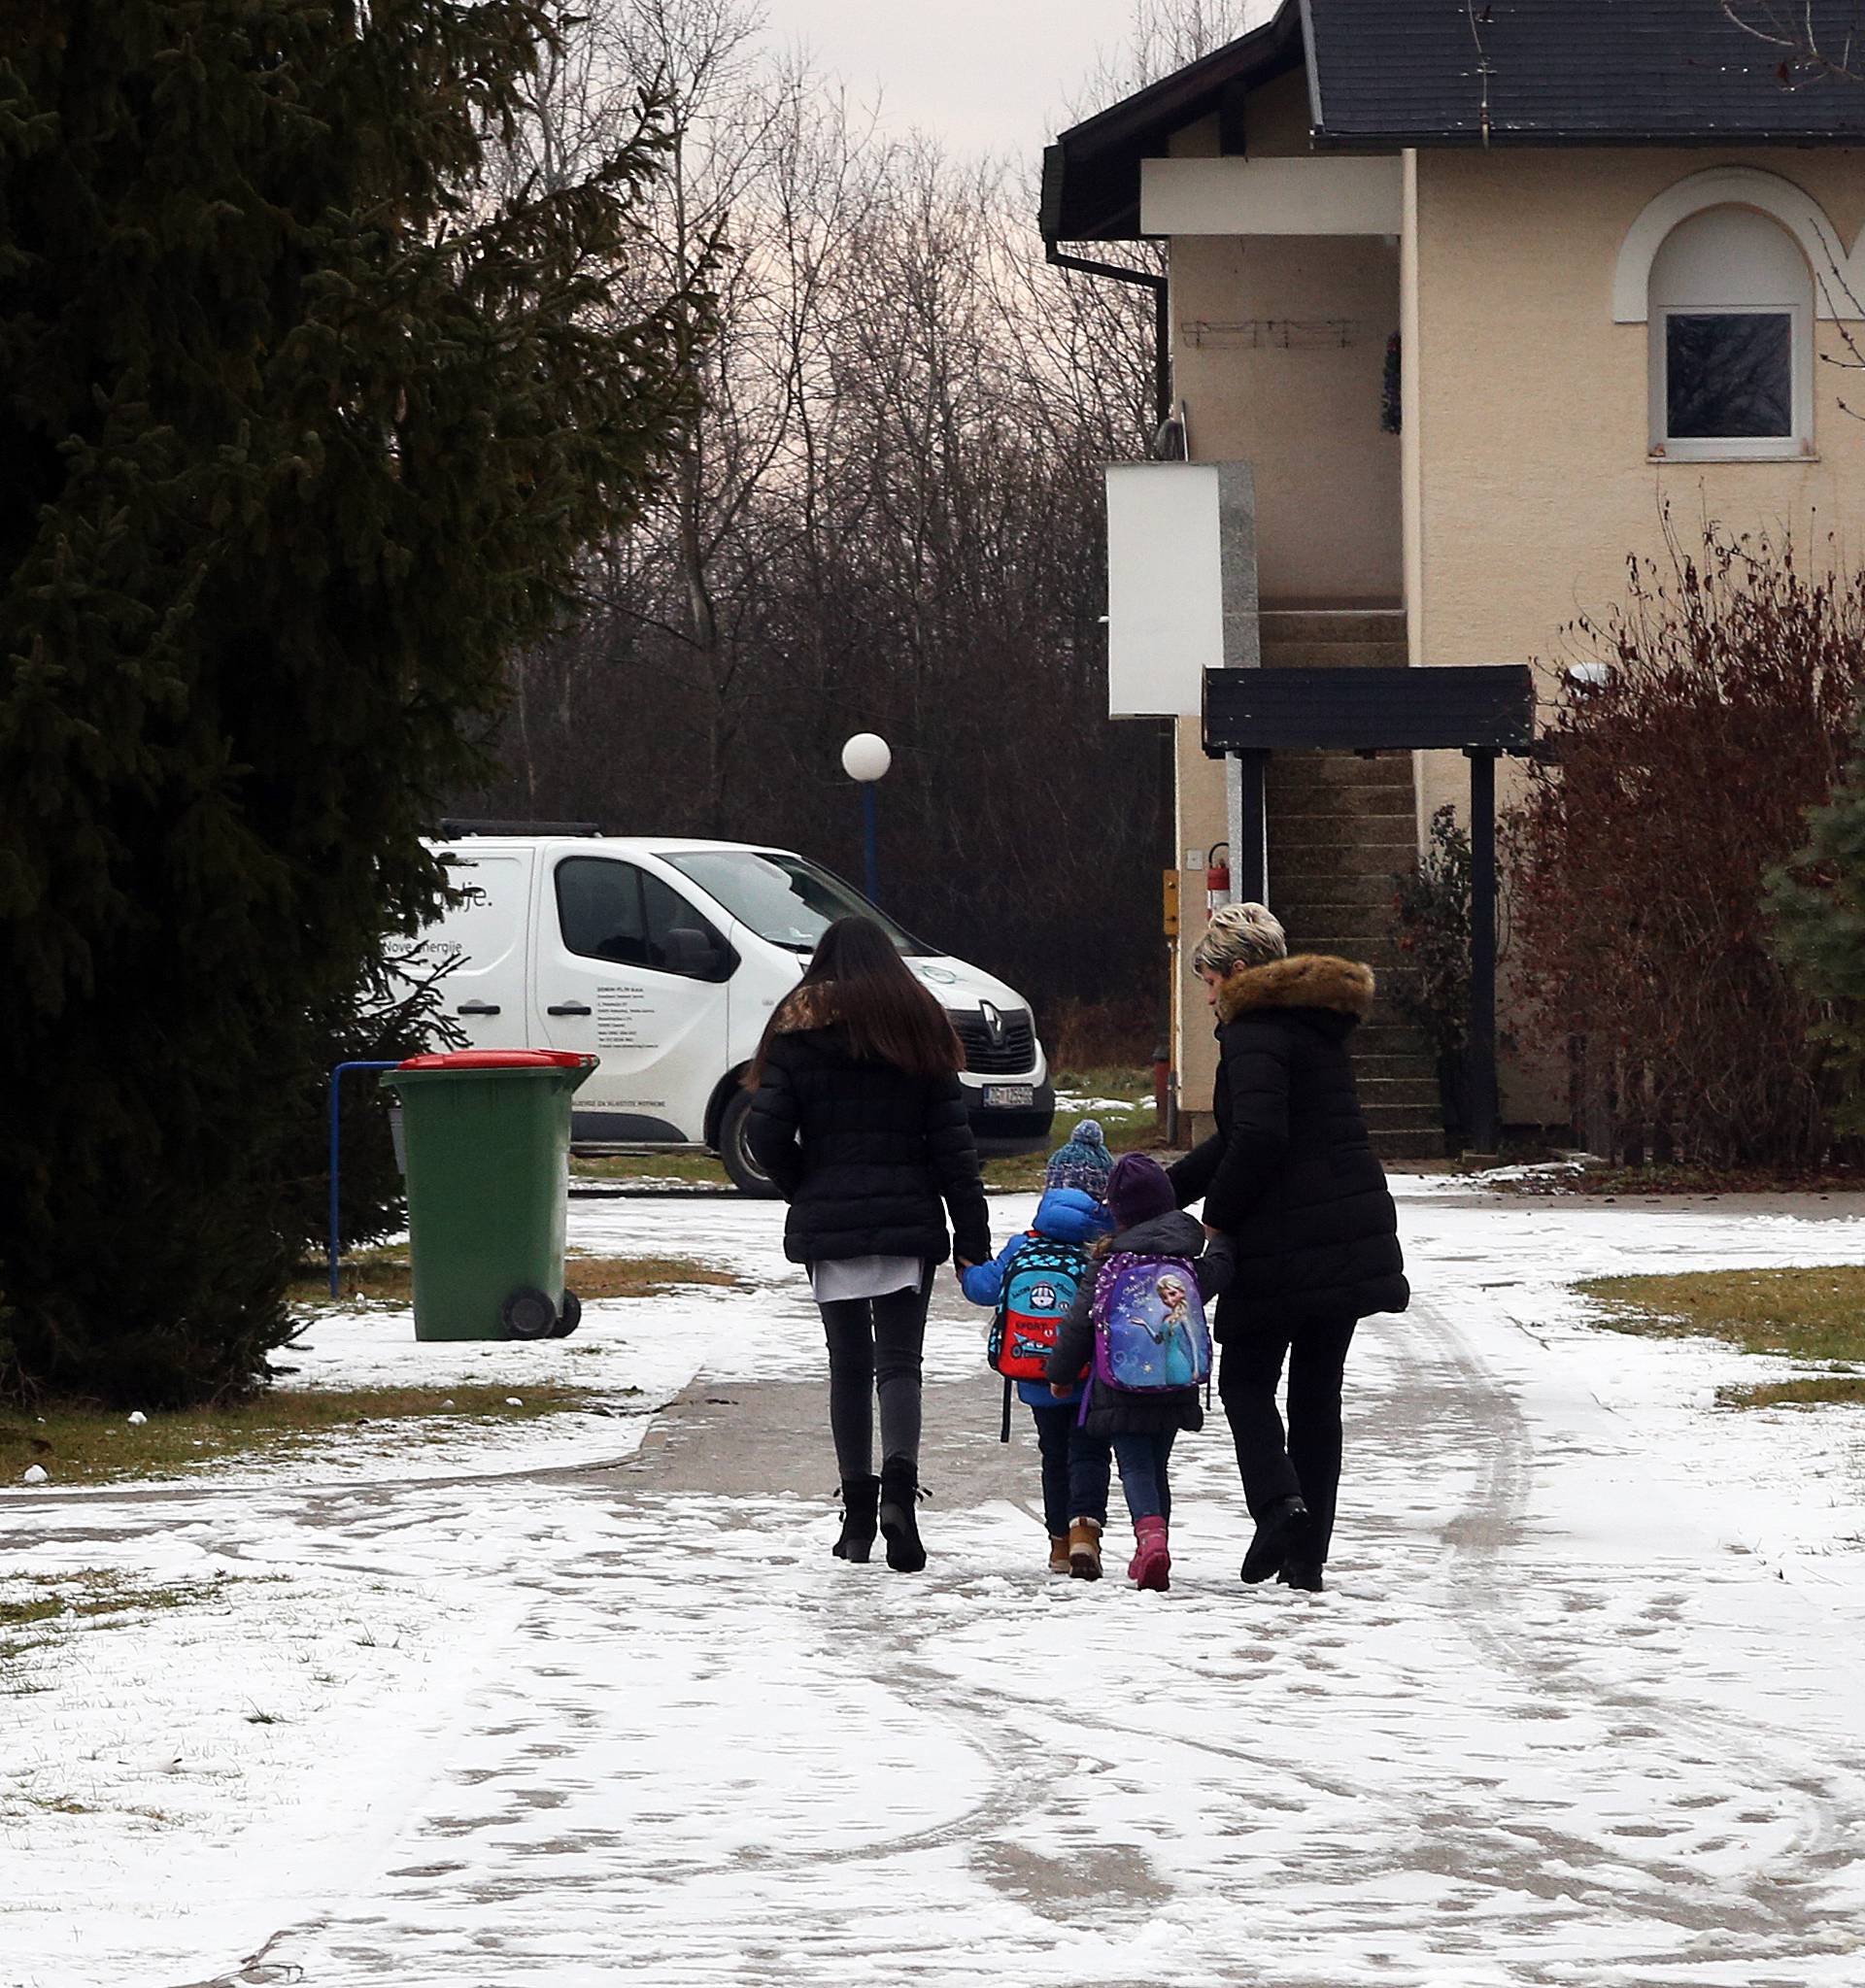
1648, 207, 1813, 460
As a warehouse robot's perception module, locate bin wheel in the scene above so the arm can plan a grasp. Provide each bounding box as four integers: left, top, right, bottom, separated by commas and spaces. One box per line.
718, 1089, 780, 1198
502, 1286, 558, 1340
551, 1289, 582, 1339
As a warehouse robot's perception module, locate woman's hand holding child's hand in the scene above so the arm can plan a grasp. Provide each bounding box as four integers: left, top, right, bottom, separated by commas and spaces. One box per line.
1049, 1383, 1071, 1398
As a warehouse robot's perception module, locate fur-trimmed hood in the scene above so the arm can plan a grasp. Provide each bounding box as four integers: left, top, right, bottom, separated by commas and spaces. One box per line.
1215, 954, 1375, 1027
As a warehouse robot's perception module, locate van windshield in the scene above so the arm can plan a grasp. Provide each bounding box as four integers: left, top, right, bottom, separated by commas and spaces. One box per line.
662, 851, 932, 956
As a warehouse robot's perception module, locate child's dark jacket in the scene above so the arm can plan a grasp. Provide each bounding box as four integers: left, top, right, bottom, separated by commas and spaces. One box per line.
1045, 1211, 1235, 1437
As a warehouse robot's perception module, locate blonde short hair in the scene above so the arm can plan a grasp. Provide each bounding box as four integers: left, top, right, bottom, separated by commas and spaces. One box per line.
1192, 901, 1287, 976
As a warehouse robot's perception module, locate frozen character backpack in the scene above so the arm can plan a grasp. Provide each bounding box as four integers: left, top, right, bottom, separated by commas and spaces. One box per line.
1090, 1251, 1212, 1395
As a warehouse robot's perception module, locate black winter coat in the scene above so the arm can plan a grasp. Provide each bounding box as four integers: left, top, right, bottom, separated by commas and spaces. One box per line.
744, 1007, 991, 1268
1169, 954, 1408, 1331
1045, 1210, 1234, 1437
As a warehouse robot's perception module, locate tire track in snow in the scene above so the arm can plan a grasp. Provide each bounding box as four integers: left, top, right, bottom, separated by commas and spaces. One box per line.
1394, 1292, 1865, 1976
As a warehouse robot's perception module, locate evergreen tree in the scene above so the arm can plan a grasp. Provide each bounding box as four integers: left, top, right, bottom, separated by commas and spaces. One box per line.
0, 0, 705, 1403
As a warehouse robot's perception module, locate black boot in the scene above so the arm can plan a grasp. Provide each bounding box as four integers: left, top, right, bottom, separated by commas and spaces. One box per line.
1277, 1558, 1325, 1593
1240, 1494, 1308, 1585
878, 1457, 926, 1573
833, 1476, 880, 1563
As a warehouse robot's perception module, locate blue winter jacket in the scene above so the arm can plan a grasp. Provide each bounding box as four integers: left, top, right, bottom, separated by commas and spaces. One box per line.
961, 1187, 1110, 1405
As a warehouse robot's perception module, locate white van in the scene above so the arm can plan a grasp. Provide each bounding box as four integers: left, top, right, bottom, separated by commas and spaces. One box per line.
387, 826, 1056, 1192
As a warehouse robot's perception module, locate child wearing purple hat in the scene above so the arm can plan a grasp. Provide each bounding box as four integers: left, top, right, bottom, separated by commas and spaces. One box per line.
1045, 1153, 1234, 1592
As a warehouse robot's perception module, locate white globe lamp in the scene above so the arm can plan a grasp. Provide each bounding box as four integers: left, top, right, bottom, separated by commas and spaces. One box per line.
841, 732, 892, 784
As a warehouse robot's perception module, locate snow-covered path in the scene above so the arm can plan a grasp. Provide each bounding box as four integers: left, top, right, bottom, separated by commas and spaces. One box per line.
8, 1186, 1865, 1986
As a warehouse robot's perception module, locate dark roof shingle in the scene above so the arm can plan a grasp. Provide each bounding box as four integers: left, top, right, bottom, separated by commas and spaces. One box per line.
1306, 0, 1865, 147
1044, 0, 1865, 243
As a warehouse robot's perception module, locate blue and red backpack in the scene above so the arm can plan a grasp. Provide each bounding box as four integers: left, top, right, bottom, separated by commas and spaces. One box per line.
988, 1235, 1090, 1438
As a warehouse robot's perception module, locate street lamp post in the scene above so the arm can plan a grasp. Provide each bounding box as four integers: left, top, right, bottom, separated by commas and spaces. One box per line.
840, 732, 892, 904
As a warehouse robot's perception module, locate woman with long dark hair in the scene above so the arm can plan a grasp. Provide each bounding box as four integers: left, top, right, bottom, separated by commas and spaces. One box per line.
744, 916, 991, 1571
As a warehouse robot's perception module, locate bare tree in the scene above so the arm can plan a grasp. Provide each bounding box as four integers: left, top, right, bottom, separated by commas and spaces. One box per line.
458, 0, 1184, 1008
1722, 3, 1865, 86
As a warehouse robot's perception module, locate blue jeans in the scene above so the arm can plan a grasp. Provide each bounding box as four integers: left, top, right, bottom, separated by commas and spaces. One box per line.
1030, 1403, 1111, 1534
1112, 1430, 1176, 1525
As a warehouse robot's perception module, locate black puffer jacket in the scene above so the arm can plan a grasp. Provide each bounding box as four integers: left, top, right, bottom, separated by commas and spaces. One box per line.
1169, 955, 1408, 1330
1045, 1210, 1233, 1436
744, 998, 991, 1268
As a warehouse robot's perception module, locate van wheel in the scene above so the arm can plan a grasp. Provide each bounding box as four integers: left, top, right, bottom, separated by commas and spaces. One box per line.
718, 1090, 779, 1198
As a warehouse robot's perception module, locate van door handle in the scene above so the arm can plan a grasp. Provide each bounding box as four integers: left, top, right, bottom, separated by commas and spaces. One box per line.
547, 1000, 593, 1017
457, 1000, 501, 1016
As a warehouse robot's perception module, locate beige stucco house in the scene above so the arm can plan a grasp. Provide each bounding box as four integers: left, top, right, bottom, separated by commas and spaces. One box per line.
1043, 0, 1865, 1152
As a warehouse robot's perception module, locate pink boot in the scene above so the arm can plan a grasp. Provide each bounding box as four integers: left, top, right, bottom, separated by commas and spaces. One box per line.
1131, 1516, 1170, 1592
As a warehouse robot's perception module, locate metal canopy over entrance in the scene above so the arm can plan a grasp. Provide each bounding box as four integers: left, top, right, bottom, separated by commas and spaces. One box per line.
1202, 663, 1539, 1158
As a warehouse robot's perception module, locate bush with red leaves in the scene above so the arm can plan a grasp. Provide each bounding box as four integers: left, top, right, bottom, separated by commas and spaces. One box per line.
1511, 522, 1865, 1166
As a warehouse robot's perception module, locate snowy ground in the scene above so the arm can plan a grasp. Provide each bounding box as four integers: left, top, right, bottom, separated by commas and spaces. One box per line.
6, 1182, 1865, 1986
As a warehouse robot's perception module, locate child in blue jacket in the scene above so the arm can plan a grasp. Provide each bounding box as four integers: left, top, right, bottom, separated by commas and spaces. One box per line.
961, 1122, 1114, 1578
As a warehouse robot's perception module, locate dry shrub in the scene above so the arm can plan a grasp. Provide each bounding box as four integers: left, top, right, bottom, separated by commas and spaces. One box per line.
1044, 994, 1160, 1076
1511, 522, 1865, 1166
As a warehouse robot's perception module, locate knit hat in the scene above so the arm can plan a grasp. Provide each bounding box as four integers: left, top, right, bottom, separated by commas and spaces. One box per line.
1105, 1152, 1176, 1229
1044, 1119, 1113, 1198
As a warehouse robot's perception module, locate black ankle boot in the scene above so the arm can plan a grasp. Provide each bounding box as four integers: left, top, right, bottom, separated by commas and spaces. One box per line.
833, 1476, 880, 1562
1240, 1495, 1308, 1584
878, 1457, 926, 1573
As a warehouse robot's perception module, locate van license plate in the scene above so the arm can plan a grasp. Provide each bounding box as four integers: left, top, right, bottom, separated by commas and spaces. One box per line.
983, 1084, 1034, 1109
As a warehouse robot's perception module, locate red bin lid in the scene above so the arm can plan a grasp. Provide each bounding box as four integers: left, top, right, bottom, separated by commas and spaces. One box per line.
396, 1049, 596, 1070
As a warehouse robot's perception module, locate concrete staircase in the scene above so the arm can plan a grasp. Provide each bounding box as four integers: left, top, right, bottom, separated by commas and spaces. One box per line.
1260, 608, 1444, 1162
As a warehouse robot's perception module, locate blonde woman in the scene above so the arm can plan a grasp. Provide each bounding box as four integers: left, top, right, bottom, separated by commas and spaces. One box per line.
1169, 903, 1408, 1593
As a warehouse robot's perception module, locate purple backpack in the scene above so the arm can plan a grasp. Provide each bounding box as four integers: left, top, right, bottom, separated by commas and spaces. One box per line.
1090, 1252, 1211, 1394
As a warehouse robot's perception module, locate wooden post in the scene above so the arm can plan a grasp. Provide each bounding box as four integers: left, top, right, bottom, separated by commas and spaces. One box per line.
1238, 750, 1270, 905
1466, 747, 1501, 1158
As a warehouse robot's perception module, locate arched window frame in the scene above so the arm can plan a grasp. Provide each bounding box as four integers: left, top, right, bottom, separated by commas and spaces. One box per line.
1613, 168, 1865, 463
1648, 207, 1814, 461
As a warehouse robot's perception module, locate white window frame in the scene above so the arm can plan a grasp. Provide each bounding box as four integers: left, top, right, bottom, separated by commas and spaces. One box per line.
1649, 298, 1813, 462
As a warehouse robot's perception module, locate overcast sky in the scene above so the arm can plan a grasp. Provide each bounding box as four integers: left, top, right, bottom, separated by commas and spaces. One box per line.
760, 1, 1163, 157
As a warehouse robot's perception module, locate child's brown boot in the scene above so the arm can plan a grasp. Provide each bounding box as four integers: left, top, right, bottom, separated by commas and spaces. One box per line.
1047, 1533, 1071, 1575
1068, 1516, 1103, 1581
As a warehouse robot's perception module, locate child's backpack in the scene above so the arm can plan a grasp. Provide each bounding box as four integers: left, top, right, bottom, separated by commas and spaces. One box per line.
1089, 1251, 1212, 1395
989, 1236, 1090, 1379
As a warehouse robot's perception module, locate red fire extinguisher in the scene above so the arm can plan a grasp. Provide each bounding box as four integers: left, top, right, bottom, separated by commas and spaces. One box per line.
1205, 841, 1232, 913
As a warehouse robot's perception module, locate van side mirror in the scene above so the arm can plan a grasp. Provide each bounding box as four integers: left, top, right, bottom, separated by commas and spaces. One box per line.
661, 926, 727, 979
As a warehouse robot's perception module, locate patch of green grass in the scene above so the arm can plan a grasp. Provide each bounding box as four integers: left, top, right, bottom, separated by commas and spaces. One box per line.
1715, 1374, 1865, 1410
0, 1383, 610, 1487
569, 1150, 729, 1185
0, 1570, 211, 1660
292, 1248, 740, 1311
1579, 1265, 1865, 1363
1053, 1062, 1153, 1104
1499, 1162, 1865, 1198
985, 1068, 1159, 1193
1579, 1264, 1865, 1410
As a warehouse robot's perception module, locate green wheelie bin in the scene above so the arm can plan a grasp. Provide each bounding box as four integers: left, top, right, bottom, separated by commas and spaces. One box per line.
380, 1049, 596, 1342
